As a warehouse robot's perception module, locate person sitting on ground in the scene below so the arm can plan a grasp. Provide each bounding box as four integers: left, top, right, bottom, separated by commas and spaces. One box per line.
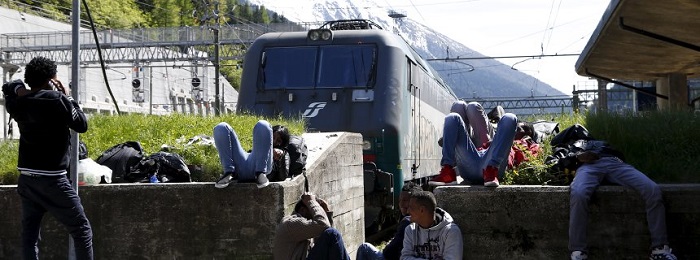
356, 182, 423, 260
548, 124, 677, 260
430, 101, 518, 187
401, 190, 462, 260
212, 121, 290, 188
273, 193, 351, 260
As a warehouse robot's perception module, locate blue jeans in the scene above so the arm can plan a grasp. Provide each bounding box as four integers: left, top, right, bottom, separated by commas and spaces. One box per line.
569, 157, 668, 251
356, 243, 384, 260
213, 120, 273, 181
450, 101, 495, 147
17, 175, 93, 260
307, 228, 351, 260
441, 105, 517, 184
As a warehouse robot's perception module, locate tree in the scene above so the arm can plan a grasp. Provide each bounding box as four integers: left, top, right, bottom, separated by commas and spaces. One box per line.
257, 5, 270, 24
82, 0, 147, 28
151, 0, 182, 27
176, 0, 196, 26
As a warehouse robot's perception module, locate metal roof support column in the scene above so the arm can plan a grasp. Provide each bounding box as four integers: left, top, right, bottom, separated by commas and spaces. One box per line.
656, 73, 689, 111
596, 78, 608, 112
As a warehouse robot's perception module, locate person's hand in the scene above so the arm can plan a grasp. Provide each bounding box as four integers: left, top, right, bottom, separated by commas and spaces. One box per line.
577, 151, 600, 163
301, 193, 316, 207
273, 148, 284, 160
50, 78, 69, 96
316, 198, 330, 212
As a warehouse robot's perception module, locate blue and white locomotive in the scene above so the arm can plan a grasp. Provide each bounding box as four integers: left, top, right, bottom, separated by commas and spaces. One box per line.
236, 20, 458, 232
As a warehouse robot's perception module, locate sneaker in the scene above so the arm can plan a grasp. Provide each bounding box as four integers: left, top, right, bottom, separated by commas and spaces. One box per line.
483, 165, 499, 187
571, 251, 588, 260
256, 172, 270, 188
429, 165, 457, 186
215, 171, 237, 189
650, 245, 677, 260
487, 105, 505, 124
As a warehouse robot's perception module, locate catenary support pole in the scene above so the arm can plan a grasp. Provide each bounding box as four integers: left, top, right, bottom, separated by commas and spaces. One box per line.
69, 0, 81, 258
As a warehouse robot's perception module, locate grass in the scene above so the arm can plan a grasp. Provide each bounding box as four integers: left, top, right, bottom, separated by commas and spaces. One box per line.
2, 110, 698, 185
584, 110, 700, 183
503, 110, 700, 185
0, 113, 305, 184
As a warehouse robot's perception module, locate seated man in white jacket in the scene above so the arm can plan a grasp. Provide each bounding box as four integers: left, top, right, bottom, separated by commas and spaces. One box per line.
401, 191, 463, 260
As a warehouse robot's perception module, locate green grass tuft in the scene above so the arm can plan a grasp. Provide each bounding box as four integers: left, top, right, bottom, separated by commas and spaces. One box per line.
0, 114, 305, 184
2, 110, 698, 185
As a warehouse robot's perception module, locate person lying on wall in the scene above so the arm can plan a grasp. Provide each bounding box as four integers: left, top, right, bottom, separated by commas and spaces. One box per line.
547, 124, 677, 260
212, 121, 291, 188
431, 101, 518, 187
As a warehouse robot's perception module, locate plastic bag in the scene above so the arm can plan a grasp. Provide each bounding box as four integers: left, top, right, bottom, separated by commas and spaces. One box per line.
78, 158, 113, 185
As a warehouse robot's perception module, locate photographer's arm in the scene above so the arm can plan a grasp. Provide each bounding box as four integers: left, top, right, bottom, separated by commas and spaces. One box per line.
54, 80, 88, 133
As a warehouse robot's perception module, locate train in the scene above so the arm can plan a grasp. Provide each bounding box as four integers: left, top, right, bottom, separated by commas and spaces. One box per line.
236, 19, 458, 233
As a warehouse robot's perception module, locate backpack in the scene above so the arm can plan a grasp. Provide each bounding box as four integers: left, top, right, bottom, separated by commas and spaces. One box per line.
127, 151, 192, 183
286, 135, 308, 177
95, 141, 144, 183
268, 151, 290, 182
78, 140, 88, 160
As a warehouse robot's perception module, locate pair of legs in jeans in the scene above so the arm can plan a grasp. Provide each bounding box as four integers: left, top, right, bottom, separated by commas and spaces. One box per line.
307, 228, 351, 260
17, 175, 93, 260
213, 120, 274, 182
569, 157, 670, 253
356, 243, 384, 260
442, 101, 518, 184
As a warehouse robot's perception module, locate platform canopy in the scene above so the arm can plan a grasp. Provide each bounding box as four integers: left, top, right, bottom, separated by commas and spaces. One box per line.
575, 0, 700, 81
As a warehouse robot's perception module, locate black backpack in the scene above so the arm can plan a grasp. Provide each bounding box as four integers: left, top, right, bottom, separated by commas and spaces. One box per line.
95, 141, 144, 183
286, 135, 308, 177
127, 151, 192, 183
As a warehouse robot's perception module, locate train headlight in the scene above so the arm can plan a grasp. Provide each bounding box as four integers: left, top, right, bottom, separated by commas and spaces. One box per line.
362, 140, 372, 150
307, 29, 333, 41
320, 29, 332, 40
308, 30, 321, 41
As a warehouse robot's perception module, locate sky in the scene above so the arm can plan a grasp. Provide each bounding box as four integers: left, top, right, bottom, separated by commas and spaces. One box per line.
380, 0, 611, 94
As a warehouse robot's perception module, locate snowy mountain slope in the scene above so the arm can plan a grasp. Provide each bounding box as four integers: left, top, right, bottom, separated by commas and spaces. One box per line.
246, 0, 565, 98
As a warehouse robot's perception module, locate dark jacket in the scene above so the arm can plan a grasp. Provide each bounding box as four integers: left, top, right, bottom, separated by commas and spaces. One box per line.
3, 79, 88, 176
383, 215, 411, 260
546, 124, 625, 176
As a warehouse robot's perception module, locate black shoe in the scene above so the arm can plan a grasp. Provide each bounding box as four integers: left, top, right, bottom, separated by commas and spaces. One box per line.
487, 106, 505, 124
215, 171, 237, 188
255, 172, 269, 188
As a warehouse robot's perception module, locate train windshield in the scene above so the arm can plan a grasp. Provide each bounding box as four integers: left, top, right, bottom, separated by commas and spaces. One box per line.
261, 45, 376, 89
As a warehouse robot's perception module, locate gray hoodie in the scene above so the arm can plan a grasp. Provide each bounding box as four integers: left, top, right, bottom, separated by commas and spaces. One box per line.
401, 207, 463, 260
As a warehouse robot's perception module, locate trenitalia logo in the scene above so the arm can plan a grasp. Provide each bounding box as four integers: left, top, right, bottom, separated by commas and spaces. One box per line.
302, 102, 327, 118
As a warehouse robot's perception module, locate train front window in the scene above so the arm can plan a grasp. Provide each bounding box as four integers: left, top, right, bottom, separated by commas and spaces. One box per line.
317, 45, 375, 88
262, 47, 317, 89
260, 45, 376, 89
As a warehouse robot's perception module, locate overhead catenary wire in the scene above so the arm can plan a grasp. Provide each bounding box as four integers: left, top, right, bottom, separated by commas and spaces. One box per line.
81, 0, 121, 114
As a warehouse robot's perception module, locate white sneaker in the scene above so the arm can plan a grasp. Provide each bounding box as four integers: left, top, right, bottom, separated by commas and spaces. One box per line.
256, 172, 269, 188
650, 245, 677, 260
215, 172, 237, 189
571, 251, 588, 260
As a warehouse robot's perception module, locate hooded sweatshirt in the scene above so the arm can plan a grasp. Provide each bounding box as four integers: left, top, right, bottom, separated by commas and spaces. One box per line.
401, 207, 463, 260
3, 79, 87, 176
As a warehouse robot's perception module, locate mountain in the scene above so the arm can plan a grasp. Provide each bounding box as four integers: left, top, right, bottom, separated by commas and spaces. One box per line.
246, 0, 565, 99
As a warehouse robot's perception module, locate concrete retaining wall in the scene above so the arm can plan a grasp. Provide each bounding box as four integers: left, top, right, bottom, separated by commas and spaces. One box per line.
0, 132, 364, 259
435, 185, 700, 260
